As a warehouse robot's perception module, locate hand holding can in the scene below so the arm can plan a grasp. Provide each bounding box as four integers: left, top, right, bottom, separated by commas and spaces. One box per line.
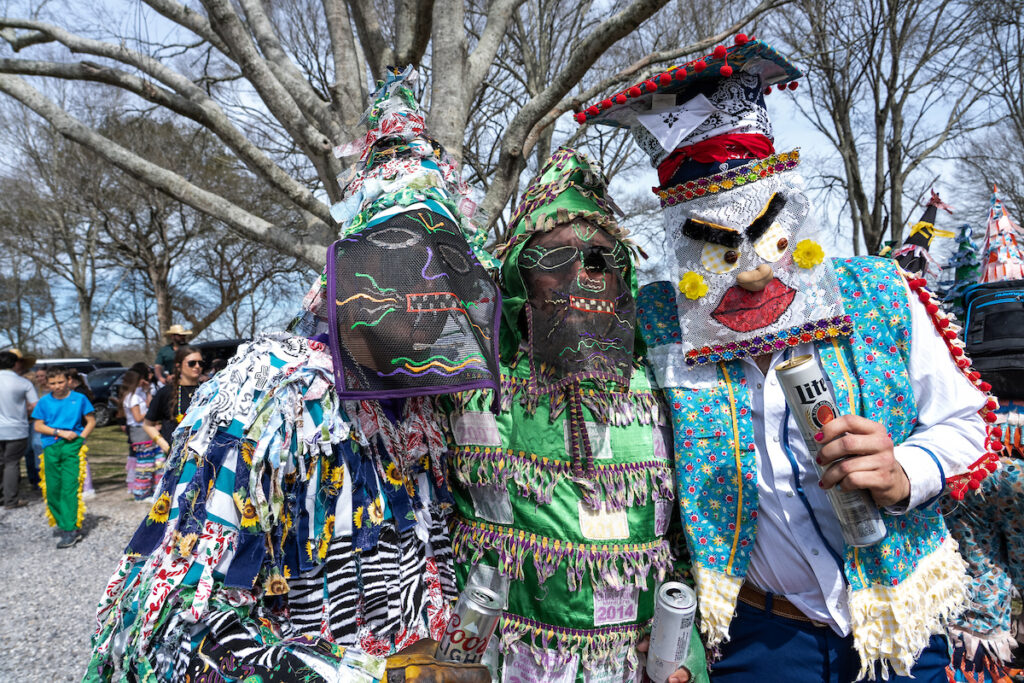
776, 355, 886, 548
646, 582, 697, 683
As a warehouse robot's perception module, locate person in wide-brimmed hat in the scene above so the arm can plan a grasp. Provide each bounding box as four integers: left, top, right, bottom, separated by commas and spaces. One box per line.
153, 324, 193, 385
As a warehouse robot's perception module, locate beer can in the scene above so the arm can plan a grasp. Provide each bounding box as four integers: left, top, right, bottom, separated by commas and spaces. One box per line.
776, 354, 887, 548
646, 582, 697, 683
436, 586, 503, 664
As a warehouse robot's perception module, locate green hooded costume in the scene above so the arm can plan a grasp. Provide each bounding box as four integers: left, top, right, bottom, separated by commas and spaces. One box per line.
447, 148, 708, 683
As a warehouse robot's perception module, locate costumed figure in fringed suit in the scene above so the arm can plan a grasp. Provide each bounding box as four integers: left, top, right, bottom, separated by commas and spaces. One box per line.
445, 148, 708, 683
86, 67, 500, 683
579, 36, 1000, 682
944, 185, 1024, 683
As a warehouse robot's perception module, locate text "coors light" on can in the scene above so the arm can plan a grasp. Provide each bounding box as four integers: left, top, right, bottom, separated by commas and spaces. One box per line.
776, 354, 886, 547
436, 586, 502, 664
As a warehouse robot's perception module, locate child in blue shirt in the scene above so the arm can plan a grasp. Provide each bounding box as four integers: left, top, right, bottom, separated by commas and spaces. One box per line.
32, 366, 95, 548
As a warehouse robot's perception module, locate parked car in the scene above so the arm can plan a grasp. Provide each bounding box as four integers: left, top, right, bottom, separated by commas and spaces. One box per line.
35, 357, 122, 374
85, 367, 129, 428
191, 338, 248, 372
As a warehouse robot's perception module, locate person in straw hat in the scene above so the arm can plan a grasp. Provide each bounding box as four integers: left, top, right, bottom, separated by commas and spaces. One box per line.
154, 323, 193, 385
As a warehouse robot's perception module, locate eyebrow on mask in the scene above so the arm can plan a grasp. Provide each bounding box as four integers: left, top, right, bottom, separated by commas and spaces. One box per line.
681, 218, 742, 248
745, 193, 788, 241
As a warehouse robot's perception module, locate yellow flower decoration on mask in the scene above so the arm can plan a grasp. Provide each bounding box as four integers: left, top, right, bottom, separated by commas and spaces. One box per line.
793, 239, 825, 269
678, 271, 709, 300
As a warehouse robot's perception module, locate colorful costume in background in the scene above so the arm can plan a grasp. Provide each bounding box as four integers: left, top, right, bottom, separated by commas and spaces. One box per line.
32, 390, 93, 532
890, 190, 955, 279
87, 67, 499, 682
582, 36, 999, 681
944, 186, 1024, 682
448, 148, 707, 682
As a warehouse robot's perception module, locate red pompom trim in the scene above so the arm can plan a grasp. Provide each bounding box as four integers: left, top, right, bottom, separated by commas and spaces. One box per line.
917, 291, 931, 303
674, 68, 687, 80
980, 381, 992, 392
615, 94, 627, 104
734, 34, 749, 45
712, 45, 728, 59
644, 79, 658, 91
788, 81, 799, 90
925, 303, 938, 314
628, 86, 642, 98
984, 412, 998, 423
694, 60, 707, 72
574, 112, 587, 124
601, 99, 612, 110
992, 426, 1003, 438
763, 86, 772, 94
720, 65, 734, 77
659, 73, 672, 85
586, 106, 599, 116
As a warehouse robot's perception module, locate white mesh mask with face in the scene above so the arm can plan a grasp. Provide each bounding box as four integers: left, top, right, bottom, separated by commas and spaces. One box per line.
664, 170, 847, 366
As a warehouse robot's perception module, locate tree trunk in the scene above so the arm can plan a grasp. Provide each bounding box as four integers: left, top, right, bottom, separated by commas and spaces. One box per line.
78, 294, 93, 356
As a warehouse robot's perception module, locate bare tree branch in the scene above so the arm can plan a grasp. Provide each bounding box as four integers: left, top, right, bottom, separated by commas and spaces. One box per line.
0, 73, 325, 268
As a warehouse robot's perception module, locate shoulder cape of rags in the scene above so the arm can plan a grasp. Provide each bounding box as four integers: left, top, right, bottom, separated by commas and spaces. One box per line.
86, 333, 457, 682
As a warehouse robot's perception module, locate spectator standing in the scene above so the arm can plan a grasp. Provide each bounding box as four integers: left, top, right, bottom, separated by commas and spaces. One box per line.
67, 369, 97, 499
5, 348, 40, 494
120, 370, 160, 501
0, 350, 38, 509
143, 347, 203, 485
32, 367, 95, 548
153, 325, 192, 386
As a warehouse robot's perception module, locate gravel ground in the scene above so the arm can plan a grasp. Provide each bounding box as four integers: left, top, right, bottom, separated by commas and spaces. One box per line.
0, 485, 148, 682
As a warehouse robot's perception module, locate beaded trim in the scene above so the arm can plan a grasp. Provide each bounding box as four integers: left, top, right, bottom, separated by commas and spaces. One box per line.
655, 151, 800, 206
902, 275, 1001, 500
450, 518, 671, 592
684, 314, 853, 367
452, 447, 674, 510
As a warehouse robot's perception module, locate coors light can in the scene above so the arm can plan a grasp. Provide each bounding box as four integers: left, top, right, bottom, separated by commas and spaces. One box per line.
776, 354, 887, 547
436, 586, 503, 664
646, 582, 697, 683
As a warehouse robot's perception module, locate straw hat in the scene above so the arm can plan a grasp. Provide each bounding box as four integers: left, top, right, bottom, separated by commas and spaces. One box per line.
5, 348, 38, 371
164, 324, 193, 337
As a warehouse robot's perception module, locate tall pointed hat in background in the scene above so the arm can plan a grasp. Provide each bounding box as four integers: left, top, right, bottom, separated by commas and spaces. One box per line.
979, 185, 1024, 283
892, 189, 955, 277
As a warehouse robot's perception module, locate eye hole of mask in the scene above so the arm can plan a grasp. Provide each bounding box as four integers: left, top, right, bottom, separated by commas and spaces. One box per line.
367, 227, 422, 249
753, 220, 791, 262
701, 242, 741, 273
525, 245, 579, 270
437, 243, 472, 274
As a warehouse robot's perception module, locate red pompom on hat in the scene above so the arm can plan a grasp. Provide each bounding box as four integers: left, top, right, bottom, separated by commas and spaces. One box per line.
615, 93, 627, 104
712, 45, 728, 59
720, 65, 734, 77
574, 112, 587, 124
674, 68, 687, 80
586, 106, 599, 116
644, 79, 658, 91
628, 86, 642, 97
693, 60, 707, 72
659, 72, 672, 85
788, 81, 799, 90
734, 34, 749, 45
601, 99, 612, 110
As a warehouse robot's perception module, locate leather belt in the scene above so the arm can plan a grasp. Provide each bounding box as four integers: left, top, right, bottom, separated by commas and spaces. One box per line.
737, 583, 829, 628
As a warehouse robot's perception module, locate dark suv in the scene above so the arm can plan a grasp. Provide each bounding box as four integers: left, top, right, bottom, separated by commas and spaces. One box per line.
85, 367, 129, 427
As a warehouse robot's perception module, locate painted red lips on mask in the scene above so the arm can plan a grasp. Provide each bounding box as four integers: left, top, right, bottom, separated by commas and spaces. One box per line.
711, 278, 796, 332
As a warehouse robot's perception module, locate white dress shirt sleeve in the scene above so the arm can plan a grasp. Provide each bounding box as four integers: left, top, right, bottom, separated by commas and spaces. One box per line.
888, 281, 987, 513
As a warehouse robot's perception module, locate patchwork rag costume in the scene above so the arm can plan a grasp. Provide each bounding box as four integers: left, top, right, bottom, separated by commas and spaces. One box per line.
581, 36, 1000, 681
87, 67, 500, 683
944, 187, 1024, 681
446, 148, 708, 683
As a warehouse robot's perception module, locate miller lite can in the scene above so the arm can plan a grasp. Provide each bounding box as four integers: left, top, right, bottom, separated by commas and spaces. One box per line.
646, 582, 697, 683
776, 354, 886, 547
436, 586, 503, 664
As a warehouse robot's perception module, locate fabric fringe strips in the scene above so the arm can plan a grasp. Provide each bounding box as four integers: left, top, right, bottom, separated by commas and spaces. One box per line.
452, 447, 673, 510
451, 518, 670, 592
453, 376, 662, 427
848, 535, 968, 681
498, 612, 647, 674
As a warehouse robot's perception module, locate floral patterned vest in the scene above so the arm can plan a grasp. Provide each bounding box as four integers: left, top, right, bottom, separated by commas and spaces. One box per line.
637, 257, 969, 678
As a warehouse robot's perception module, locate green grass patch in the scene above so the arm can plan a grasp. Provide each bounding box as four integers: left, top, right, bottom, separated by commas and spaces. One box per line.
85, 425, 130, 491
